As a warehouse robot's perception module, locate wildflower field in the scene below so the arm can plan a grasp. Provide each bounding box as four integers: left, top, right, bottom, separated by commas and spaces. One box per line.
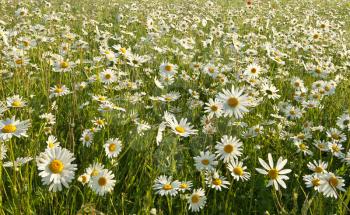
1, 0, 350, 214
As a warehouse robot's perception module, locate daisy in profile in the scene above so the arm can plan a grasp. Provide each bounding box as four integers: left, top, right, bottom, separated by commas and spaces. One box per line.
205, 171, 230, 191
227, 159, 251, 181
178, 181, 192, 192
36, 147, 77, 192
104, 138, 122, 158
319, 173, 345, 198
193, 151, 218, 171
307, 160, 328, 175
153, 175, 180, 197
6, 95, 27, 108
215, 135, 243, 163
303, 174, 322, 191
49, 85, 71, 98
78, 173, 90, 185
159, 62, 178, 77
336, 113, 350, 131
204, 98, 223, 118
164, 112, 197, 137
99, 69, 117, 85
0, 117, 30, 141
80, 129, 94, 147
1, 143, 7, 160
188, 188, 206, 212
90, 169, 116, 196
216, 86, 251, 118
256, 153, 292, 190
3, 156, 33, 170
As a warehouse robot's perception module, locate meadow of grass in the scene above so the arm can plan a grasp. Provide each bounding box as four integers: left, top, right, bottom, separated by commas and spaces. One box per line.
1, 0, 350, 214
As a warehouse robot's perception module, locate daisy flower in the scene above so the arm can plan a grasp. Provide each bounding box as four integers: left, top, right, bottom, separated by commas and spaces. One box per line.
193, 151, 218, 171
204, 98, 223, 118
92, 117, 106, 128
178, 181, 192, 192
6, 95, 27, 108
216, 85, 251, 118
90, 169, 116, 196
256, 153, 292, 190
244, 63, 261, 78
80, 129, 94, 147
159, 62, 178, 77
205, 171, 230, 191
260, 83, 280, 100
319, 173, 345, 198
203, 63, 219, 78
99, 69, 117, 85
303, 174, 322, 191
188, 188, 206, 212
0, 117, 30, 141
36, 147, 77, 192
86, 162, 105, 177
307, 160, 328, 175
3, 156, 33, 169
78, 173, 90, 185
153, 175, 180, 197
336, 113, 350, 131
215, 135, 243, 163
165, 112, 197, 137
49, 85, 71, 98
227, 159, 251, 181
46, 135, 60, 149
104, 138, 122, 158
1, 143, 7, 160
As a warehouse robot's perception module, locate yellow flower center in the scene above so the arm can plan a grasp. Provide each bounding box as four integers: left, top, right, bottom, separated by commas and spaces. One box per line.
49, 159, 64, 174
250, 68, 257, 73
299, 143, 306, 150
120, 47, 126, 54
165, 65, 173, 72
191, 194, 200, 203
233, 167, 244, 176
109, 143, 117, 152
12, 101, 22, 107
1, 124, 17, 133
84, 135, 90, 141
212, 178, 222, 186
331, 144, 340, 152
48, 142, 55, 148
268, 168, 279, 180
314, 166, 323, 173
223, 144, 234, 153
208, 67, 215, 73
98, 177, 107, 186
210, 105, 218, 111
60, 61, 69, 69
81, 175, 88, 183
23, 40, 30, 47
105, 74, 112, 79
163, 184, 172, 190
180, 183, 188, 189
312, 178, 320, 186
329, 176, 339, 187
227, 97, 239, 108
15, 59, 23, 65
55, 87, 63, 93
91, 169, 99, 176
201, 159, 209, 165
331, 133, 340, 140
175, 126, 185, 134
